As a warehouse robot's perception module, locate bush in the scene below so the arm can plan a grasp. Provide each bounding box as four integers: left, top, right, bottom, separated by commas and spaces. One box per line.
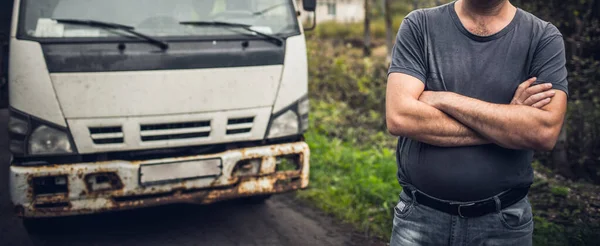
308, 17, 404, 44
306, 36, 395, 148
299, 125, 399, 239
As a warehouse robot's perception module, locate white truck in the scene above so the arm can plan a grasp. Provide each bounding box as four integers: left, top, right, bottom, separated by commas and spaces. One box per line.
2, 0, 317, 219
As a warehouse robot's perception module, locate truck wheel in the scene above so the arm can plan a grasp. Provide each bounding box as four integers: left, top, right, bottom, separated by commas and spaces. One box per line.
242, 194, 272, 204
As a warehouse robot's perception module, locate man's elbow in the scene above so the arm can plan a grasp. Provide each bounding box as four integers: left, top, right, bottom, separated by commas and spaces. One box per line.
386, 115, 411, 137
531, 127, 561, 151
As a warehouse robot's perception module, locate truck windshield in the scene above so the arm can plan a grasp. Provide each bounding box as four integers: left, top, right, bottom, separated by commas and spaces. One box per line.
18, 0, 299, 39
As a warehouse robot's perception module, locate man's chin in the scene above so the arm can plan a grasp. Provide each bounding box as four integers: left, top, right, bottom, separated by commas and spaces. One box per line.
466, 0, 506, 10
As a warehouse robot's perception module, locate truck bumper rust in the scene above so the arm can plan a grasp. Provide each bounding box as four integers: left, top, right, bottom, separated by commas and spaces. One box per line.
10, 142, 310, 218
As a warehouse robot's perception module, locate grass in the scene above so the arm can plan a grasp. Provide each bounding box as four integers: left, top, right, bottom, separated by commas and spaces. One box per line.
533, 216, 600, 246
550, 185, 570, 197
298, 122, 400, 238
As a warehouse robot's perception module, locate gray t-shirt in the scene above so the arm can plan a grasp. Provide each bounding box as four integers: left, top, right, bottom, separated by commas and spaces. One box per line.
388, 2, 568, 202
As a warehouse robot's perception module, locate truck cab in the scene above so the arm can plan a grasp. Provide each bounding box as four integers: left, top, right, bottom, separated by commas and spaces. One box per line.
5, 0, 316, 218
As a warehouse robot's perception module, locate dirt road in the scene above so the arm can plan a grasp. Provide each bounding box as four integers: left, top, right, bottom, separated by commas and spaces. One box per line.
0, 109, 384, 246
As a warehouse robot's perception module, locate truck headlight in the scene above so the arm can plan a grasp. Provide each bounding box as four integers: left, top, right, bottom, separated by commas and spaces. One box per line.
268, 110, 299, 138
8, 113, 30, 154
298, 98, 309, 132
28, 125, 73, 155
267, 96, 309, 139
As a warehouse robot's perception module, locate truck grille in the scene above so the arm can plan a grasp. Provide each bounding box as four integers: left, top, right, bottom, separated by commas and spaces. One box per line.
89, 126, 124, 144
68, 107, 271, 154
226, 117, 254, 135
140, 121, 211, 142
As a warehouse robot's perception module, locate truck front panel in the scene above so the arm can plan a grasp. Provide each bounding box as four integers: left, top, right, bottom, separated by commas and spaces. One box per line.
8, 0, 311, 218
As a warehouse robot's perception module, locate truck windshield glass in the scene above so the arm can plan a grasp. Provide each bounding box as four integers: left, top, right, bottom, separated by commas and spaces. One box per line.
19, 0, 299, 39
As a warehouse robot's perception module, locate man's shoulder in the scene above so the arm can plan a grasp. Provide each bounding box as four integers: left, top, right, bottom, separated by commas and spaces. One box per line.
404, 3, 451, 25
517, 8, 563, 39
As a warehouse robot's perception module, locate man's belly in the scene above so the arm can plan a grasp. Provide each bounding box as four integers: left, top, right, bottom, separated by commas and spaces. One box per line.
402, 141, 534, 202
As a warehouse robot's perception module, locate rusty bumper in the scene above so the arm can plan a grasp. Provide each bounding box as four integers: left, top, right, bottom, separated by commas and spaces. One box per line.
10, 142, 310, 218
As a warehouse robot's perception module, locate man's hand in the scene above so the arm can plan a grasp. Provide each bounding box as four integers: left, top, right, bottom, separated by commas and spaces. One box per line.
510, 77, 556, 108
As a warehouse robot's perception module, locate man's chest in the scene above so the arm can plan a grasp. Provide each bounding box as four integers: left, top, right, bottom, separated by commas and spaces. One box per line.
424, 34, 535, 104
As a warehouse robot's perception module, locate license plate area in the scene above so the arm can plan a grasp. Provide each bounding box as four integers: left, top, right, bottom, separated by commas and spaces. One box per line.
139, 158, 222, 185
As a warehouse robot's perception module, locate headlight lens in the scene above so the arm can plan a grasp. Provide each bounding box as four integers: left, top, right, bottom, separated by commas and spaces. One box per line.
298, 98, 309, 115
28, 125, 73, 155
298, 98, 309, 132
267, 110, 299, 138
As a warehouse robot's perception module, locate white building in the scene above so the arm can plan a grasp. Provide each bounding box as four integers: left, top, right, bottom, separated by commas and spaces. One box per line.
298, 0, 365, 24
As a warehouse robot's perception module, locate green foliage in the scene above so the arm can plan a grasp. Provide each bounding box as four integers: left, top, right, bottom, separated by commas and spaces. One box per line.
308, 17, 404, 43
306, 36, 396, 148
533, 216, 600, 246
299, 122, 400, 238
277, 156, 298, 171
310, 100, 395, 148
533, 216, 567, 246
549, 185, 570, 197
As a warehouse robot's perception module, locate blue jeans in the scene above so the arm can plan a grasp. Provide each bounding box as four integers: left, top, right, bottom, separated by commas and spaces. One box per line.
390, 190, 533, 246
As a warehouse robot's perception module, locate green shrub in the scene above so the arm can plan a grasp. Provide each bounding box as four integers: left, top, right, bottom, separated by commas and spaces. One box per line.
299, 124, 400, 238
550, 185, 570, 197
308, 17, 404, 42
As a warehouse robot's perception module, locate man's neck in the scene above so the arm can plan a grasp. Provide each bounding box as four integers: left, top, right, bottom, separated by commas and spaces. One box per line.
455, 0, 516, 36
461, 0, 509, 16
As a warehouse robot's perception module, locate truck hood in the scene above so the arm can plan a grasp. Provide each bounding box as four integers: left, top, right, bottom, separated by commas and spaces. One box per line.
50, 65, 283, 118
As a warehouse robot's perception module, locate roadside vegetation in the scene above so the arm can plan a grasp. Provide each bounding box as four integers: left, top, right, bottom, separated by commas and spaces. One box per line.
298, 17, 600, 244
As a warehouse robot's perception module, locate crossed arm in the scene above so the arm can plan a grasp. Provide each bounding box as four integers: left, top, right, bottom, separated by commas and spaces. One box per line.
385, 73, 567, 151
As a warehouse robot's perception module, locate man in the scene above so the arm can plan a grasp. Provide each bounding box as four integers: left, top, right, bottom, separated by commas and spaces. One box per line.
385, 0, 568, 245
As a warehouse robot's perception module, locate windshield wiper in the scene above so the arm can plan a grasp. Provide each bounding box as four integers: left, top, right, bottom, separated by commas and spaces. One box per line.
252, 3, 287, 16
179, 21, 283, 46
53, 19, 169, 50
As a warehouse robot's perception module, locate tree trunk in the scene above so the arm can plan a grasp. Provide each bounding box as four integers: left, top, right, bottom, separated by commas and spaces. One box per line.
363, 0, 371, 56
435, 0, 442, 6
413, 0, 419, 10
384, 0, 393, 63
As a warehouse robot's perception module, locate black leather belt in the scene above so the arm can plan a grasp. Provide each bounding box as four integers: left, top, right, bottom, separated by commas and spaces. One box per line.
403, 187, 529, 218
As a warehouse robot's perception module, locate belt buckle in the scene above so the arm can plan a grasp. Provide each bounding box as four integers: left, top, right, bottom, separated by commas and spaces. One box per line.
457, 202, 475, 218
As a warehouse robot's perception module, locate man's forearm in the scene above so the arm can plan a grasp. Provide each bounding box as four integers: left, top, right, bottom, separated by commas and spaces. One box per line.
387, 99, 489, 147
430, 92, 562, 150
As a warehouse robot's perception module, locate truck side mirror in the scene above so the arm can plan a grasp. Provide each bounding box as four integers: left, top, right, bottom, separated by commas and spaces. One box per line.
302, 0, 316, 11
302, 0, 317, 31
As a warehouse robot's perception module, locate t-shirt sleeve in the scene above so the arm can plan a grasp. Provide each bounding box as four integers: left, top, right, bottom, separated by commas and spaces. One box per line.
388, 14, 427, 83
530, 25, 569, 95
